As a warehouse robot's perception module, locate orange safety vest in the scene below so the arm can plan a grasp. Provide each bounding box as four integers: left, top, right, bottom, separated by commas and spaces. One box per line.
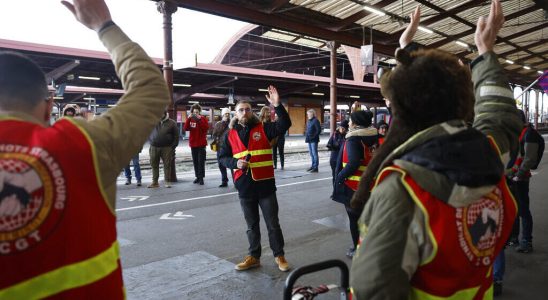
228, 123, 274, 182
372, 137, 517, 300
0, 118, 123, 299
342, 141, 372, 191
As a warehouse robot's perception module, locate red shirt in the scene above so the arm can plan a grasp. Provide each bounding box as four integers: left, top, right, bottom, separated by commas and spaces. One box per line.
184, 115, 209, 147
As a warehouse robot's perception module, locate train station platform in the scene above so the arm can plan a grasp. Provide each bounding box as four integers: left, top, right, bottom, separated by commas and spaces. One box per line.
115, 139, 548, 300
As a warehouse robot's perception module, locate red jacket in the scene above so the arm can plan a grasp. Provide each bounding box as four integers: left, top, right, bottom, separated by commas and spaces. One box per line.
184, 115, 209, 148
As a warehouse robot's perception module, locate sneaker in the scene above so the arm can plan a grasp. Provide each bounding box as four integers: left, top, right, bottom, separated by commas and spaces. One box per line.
125, 179, 131, 185
165, 183, 172, 188
309, 168, 318, 173
235, 255, 260, 271
199, 178, 204, 185
219, 182, 228, 188
516, 242, 533, 253
506, 239, 519, 247
136, 180, 142, 187
148, 182, 159, 188
494, 281, 503, 297
306, 167, 314, 172
346, 248, 355, 259
193, 178, 199, 184
275, 256, 290, 272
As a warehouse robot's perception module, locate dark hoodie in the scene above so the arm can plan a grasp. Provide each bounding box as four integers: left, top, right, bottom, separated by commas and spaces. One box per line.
219, 105, 291, 197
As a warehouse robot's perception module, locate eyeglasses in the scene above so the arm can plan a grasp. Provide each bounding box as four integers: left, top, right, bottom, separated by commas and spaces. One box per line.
237, 107, 251, 113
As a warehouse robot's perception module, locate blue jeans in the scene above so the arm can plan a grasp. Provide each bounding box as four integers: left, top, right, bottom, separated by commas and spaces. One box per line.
493, 250, 505, 282
217, 151, 232, 183
516, 180, 533, 244
308, 142, 319, 169
239, 193, 285, 258
124, 154, 141, 181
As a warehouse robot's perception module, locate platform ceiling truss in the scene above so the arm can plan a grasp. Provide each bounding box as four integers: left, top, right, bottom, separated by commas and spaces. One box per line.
167, 0, 548, 86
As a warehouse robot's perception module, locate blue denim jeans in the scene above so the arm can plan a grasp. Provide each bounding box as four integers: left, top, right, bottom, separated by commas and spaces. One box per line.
308, 142, 319, 169
239, 193, 285, 258
216, 151, 232, 183
516, 180, 533, 244
124, 154, 141, 181
493, 250, 505, 282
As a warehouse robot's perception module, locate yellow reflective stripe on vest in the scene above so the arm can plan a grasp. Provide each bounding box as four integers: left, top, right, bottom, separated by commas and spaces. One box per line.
250, 161, 273, 168
233, 150, 249, 159
0, 242, 120, 299
347, 175, 362, 182
250, 149, 272, 155
233, 149, 273, 159
409, 285, 481, 300
342, 163, 366, 171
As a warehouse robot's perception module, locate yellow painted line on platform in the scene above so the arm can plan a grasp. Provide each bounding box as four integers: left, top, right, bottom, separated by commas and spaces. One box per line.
116, 177, 331, 212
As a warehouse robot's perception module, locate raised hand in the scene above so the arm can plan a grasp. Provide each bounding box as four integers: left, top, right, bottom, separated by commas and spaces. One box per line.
474, 0, 505, 56
265, 85, 280, 107
399, 5, 421, 49
61, 0, 112, 32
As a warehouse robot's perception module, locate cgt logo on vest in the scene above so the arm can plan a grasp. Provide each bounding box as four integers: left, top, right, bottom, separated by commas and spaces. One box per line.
456, 187, 504, 267
0, 145, 66, 255
253, 132, 261, 141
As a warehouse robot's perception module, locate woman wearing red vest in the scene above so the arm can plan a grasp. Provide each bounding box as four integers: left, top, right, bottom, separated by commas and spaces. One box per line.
219, 86, 292, 272
348, 2, 522, 299
332, 110, 377, 258
0, 1, 169, 298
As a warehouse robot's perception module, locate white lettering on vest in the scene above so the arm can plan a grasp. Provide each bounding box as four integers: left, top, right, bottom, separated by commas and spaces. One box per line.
0, 242, 10, 254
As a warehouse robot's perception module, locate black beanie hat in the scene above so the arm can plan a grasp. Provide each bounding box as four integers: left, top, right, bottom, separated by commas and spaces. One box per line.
350, 110, 372, 127
340, 119, 349, 130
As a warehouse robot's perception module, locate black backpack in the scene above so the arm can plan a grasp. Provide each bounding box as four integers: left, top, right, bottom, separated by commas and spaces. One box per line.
521, 126, 544, 170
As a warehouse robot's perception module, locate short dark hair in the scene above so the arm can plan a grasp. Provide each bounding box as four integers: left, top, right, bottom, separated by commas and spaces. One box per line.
190, 103, 202, 112
0, 52, 48, 110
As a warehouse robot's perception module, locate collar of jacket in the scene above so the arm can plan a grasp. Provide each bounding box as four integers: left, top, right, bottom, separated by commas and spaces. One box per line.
346, 127, 377, 138
229, 114, 260, 129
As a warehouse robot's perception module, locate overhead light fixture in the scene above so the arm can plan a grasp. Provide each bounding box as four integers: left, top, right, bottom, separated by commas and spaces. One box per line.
312, 92, 324, 96
523, 66, 531, 70
53, 96, 64, 100
350, 95, 360, 99
258, 88, 269, 92
363, 5, 386, 16
455, 41, 468, 48
83, 97, 95, 101
173, 83, 192, 87
79, 76, 100, 81
538, 70, 544, 74
108, 104, 117, 107
505, 60, 514, 64
418, 26, 433, 34
257, 103, 266, 107
188, 100, 199, 104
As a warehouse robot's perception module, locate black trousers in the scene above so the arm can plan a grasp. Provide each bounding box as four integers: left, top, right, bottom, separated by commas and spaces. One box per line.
272, 138, 285, 168
191, 147, 206, 179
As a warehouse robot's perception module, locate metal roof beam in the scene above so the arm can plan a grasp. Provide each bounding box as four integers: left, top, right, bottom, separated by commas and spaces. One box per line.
169, 0, 395, 55
45, 60, 80, 83
428, 4, 540, 49
329, 0, 397, 32
279, 84, 318, 97
174, 76, 238, 104
267, 0, 291, 13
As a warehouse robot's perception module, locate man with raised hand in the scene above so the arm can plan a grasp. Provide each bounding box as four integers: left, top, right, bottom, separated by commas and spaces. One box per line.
0, 0, 169, 298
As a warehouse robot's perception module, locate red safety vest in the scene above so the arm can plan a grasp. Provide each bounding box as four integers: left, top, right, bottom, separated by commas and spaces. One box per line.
342, 141, 372, 191
228, 124, 274, 182
0, 118, 123, 299
372, 137, 517, 300
378, 136, 385, 145
511, 127, 529, 176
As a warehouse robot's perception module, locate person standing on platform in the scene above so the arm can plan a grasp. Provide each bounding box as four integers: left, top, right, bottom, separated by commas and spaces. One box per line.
212, 107, 232, 187
0, 0, 169, 298
332, 111, 377, 258
184, 103, 208, 185
272, 113, 287, 170
124, 151, 142, 187
305, 109, 321, 172
349, 2, 522, 299
148, 111, 179, 188
327, 119, 348, 185
219, 85, 292, 272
